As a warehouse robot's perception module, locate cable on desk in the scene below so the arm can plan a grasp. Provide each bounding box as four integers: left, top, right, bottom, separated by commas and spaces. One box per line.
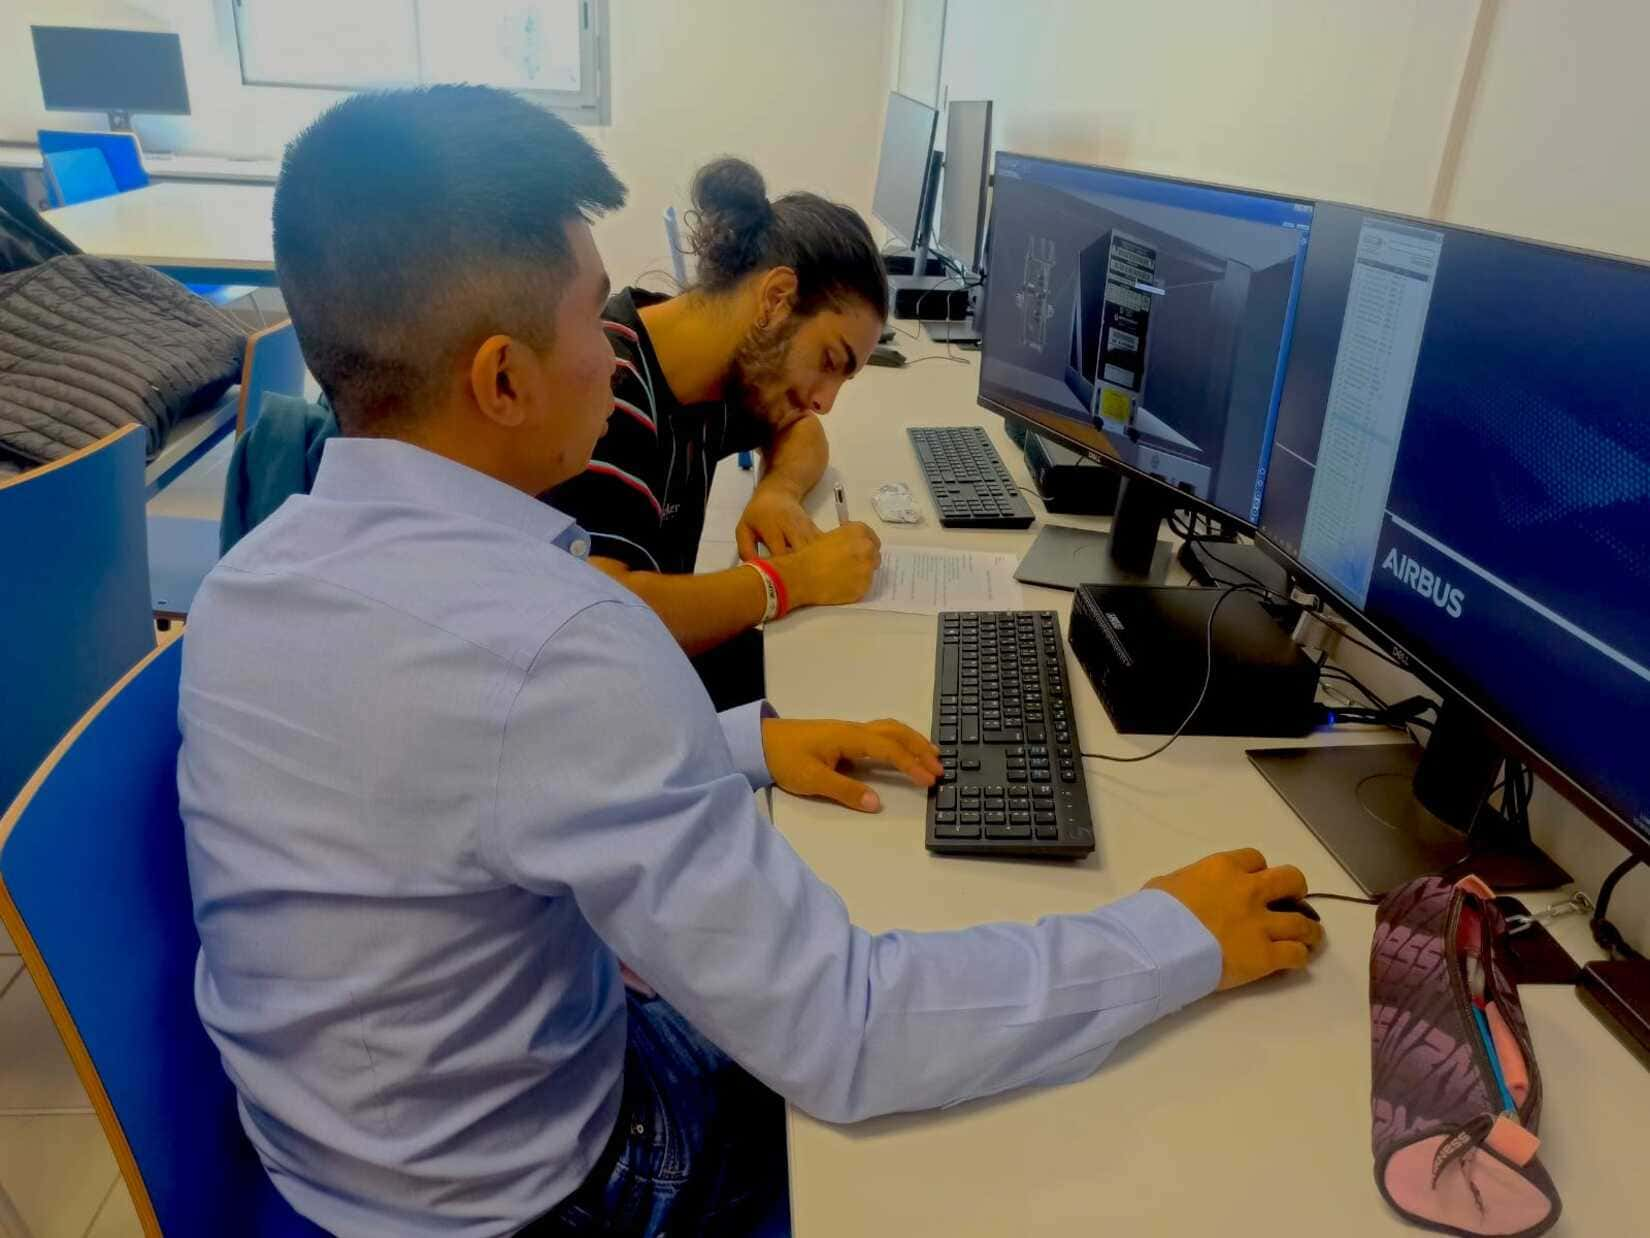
1166, 511, 1277, 594
1306, 891, 1382, 906
905, 268, 980, 367
1079, 583, 1269, 764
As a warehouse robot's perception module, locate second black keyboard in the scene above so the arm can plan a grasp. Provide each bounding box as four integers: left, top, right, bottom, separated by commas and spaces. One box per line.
908, 426, 1036, 528
926, 610, 1096, 859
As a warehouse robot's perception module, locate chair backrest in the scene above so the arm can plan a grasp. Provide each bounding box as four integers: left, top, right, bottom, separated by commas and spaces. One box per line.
0, 424, 155, 814
237, 318, 308, 434
42, 146, 120, 207
0, 638, 327, 1238
664, 204, 689, 286
38, 129, 150, 194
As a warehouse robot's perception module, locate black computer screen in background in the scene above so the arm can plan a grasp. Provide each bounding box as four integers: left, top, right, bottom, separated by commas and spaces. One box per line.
32, 26, 191, 116
977, 153, 1313, 523
1261, 201, 1650, 844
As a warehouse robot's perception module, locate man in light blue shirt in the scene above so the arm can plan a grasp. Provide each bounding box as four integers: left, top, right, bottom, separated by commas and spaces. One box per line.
179, 88, 1323, 1238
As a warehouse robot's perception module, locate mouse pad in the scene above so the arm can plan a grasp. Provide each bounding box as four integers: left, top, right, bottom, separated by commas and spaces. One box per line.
1494, 896, 1583, 985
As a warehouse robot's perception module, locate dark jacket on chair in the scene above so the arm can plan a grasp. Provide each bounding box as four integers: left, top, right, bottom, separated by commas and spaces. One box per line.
220, 394, 338, 554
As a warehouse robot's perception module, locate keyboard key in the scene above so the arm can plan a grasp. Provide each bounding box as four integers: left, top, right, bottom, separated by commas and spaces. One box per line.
1010, 811, 1031, 825
1034, 811, 1057, 825
935, 811, 956, 824
960, 757, 981, 771
1006, 770, 1027, 782
986, 821, 1032, 840
936, 820, 981, 840
985, 811, 1007, 825
1061, 769, 1078, 782
1035, 822, 1059, 840
960, 810, 981, 825
938, 727, 957, 744
937, 787, 957, 810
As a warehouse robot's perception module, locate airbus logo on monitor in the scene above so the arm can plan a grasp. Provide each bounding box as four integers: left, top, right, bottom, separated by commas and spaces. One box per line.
1382, 548, 1464, 618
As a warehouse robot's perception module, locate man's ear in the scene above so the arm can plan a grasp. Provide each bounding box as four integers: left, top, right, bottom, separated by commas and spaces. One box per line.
468, 334, 529, 428
755, 267, 800, 329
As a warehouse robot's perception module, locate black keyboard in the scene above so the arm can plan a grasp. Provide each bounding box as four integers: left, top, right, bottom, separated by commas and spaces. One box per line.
908, 426, 1036, 528
926, 611, 1096, 859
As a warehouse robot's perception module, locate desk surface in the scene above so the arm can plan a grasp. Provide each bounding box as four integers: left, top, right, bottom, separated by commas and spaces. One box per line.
735, 334, 1650, 1236
43, 181, 274, 273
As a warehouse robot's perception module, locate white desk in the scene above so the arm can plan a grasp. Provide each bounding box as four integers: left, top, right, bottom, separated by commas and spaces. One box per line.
731, 336, 1650, 1235
43, 182, 276, 285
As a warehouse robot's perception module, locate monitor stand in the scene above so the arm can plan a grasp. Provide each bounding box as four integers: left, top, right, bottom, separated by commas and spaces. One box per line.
1013, 475, 1174, 591
1247, 698, 1571, 896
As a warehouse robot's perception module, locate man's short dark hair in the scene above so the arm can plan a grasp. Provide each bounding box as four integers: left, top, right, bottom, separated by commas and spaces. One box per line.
273, 86, 626, 435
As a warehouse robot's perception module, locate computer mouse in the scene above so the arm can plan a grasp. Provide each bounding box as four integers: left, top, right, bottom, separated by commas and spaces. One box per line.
1267, 897, 1321, 922
867, 344, 907, 368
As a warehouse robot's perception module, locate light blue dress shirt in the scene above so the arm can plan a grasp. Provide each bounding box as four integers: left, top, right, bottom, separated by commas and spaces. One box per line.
178, 438, 1221, 1238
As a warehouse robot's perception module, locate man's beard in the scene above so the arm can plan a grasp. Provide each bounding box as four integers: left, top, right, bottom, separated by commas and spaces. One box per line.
727, 315, 804, 427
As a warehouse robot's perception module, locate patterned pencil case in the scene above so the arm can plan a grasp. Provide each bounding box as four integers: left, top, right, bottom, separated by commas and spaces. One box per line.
1370, 875, 1561, 1237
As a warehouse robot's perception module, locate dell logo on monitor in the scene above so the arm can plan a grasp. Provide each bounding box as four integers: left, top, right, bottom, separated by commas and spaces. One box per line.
1382, 547, 1464, 618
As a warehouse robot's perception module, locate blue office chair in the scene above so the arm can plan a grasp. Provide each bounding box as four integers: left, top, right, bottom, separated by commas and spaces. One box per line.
148, 317, 309, 617
0, 637, 327, 1237
0, 424, 156, 816
38, 129, 148, 195
0, 636, 787, 1237
40, 147, 119, 208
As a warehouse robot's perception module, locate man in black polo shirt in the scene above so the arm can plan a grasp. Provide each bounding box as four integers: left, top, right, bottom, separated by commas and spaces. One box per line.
544, 158, 889, 664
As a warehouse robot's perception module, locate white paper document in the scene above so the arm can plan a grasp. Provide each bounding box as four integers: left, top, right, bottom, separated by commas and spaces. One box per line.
849, 546, 1026, 615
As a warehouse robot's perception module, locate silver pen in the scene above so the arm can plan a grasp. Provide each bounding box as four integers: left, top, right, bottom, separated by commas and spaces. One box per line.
833, 482, 850, 525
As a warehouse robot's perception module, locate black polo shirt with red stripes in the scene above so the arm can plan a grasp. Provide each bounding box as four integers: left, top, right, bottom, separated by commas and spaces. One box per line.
541, 288, 770, 574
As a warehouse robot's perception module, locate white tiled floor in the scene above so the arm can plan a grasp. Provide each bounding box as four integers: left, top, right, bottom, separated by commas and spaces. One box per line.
0, 936, 142, 1237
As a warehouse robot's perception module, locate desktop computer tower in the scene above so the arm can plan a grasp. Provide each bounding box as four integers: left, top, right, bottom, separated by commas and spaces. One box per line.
1067, 584, 1319, 736
1023, 432, 1120, 515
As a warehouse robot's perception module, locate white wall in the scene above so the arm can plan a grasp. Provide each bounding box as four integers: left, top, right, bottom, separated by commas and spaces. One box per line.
924, 0, 1480, 217
588, 0, 895, 287
1, 0, 897, 285
1444, 2, 1650, 259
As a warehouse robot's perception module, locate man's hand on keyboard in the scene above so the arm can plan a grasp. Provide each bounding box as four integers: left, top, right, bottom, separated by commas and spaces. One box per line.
1145, 848, 1325, 990
771, 523, 881, 608
763, 718, 942, 812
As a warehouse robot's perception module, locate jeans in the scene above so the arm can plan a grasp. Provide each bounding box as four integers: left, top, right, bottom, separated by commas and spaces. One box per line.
522, 991, 788, 1236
